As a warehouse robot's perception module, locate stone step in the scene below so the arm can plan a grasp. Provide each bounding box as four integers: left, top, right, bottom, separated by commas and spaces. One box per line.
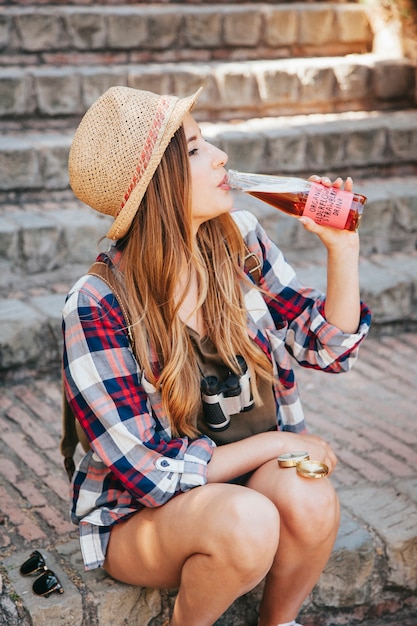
2, 55, 415, 126
1, 175, 417, 279
0, 3, 372, 67
1, 248, 416, 372
0, 174, 416, 371
1, 109, 416, 197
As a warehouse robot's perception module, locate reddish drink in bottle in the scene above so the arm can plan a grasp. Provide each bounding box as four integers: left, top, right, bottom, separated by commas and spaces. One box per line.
227, 170, 366, 232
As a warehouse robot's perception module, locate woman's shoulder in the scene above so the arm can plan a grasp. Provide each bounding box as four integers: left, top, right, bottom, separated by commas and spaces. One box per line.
67, 272, 114, 302
64, 263, 122, 323
67, 252, 118, 301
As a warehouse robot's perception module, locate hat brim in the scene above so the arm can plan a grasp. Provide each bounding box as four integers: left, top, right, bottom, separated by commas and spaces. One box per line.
106, 87, 203, 240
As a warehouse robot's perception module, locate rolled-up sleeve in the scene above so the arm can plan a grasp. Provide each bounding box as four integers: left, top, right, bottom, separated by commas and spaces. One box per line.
234, 209, 372, 374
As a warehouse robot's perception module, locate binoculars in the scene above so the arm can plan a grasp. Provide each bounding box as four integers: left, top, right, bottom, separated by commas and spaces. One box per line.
201, 356, 254, 431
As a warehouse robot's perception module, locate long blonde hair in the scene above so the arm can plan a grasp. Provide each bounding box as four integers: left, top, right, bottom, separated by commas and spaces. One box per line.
115, 126, 272, 437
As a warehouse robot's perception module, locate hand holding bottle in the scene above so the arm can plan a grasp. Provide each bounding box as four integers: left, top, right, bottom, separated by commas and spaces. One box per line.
299, 175, 360, 254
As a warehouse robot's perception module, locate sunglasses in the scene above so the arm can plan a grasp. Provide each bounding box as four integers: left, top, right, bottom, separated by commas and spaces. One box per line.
19, 551, 64, 598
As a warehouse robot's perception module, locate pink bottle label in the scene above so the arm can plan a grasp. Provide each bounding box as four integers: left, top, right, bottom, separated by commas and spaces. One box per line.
303, 182, 353, 229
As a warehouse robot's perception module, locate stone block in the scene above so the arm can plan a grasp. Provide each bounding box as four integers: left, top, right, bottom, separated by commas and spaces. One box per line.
221, 69, 260, 109
312, 511, 382, 608
265, 126, 307, 173
374, 60, 416, 101
220, 128, 266, 174
305, 124, 346, 171
145, 11, 181, 50
338, 486, 417, 589
64, 541, 163, 626
3, 549, 83, 626
374, 253, 417, 295
0, 256, 19, 292
388, 112, 417, 162
0, 137, 40, 191
263, 6, 297, 47
189, 73, 221, 112
171, 66, 216, 103
0, 299, 44, 369
81, 67, 128, 109
37, 135, 71, 190
34, 69, 82, 116
0, 14, 11, 50
0, 216, 19, 262
394, 477, 417, 505
261, 64, 300, 105
223, 8, 262, 47
128, 66, 173, 97
14, 13, 62, 52
9, 212, 61, 273
31, 293, 65, 322
107, 11, 148, 49
343, 123, 387, 167
184, 8, 222, 48
299, 66, 335, 104
335, 5, 372, 44
358, 196, 394, 256
50, 208, 111, 264
334, 60, 371, 101
0, 71, 33, 116
358, 257, 413, 323
392, 187, 417, 233
298, 6, 335, 45
64, 11, 107, 50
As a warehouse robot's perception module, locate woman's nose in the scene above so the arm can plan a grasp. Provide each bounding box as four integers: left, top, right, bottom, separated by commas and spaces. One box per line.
212, 145, 228, 167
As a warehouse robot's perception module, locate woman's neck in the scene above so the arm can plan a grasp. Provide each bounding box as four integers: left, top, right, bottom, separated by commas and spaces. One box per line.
176, 266, 206, 337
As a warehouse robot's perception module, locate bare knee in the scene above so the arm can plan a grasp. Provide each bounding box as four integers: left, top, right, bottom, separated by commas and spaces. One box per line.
208, 489, 279, 581
281, 478, 340, 543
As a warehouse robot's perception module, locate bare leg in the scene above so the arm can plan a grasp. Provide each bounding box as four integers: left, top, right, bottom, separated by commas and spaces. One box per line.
246, 459, 340, 626
104, 483, 280, 626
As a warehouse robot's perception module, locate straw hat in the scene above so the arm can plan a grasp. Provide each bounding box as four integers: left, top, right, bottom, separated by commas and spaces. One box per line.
68, 85, 202, 240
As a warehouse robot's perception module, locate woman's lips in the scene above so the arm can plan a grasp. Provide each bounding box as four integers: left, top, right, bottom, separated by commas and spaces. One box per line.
218, 174, 230, 190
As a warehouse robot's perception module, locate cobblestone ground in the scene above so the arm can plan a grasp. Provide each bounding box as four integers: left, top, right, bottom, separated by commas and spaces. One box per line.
0, 330, 416, 625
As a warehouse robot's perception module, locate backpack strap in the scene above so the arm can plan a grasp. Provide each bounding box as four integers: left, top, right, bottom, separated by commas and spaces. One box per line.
60, 260, 133, 481
87, 260, 134, 348
244, 244, 262, 286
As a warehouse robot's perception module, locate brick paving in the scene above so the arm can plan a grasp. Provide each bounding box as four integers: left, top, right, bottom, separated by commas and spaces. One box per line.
295, 332, 417, 491
0, 331, 416, 625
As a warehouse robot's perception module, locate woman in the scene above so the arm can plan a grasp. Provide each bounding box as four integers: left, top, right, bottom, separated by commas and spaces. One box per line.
63, 86, 371, 626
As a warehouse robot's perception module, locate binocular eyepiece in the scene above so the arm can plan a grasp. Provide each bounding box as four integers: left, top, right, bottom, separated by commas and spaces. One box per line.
201, 356, 254, 431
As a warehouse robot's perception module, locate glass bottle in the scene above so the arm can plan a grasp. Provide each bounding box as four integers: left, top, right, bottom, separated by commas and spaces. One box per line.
227, 169, 366, 232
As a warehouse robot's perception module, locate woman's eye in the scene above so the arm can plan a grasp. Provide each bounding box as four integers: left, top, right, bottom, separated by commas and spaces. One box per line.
188, 148, 198, 157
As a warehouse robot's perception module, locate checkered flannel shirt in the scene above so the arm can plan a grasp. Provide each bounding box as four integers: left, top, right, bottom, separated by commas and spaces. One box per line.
62, 210, 371, 569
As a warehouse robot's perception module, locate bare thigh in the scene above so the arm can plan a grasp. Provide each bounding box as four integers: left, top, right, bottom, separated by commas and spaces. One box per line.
104, 482, 279, 589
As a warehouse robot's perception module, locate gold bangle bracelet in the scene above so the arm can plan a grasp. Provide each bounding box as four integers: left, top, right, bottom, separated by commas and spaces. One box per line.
278, 451, 310, 468
296, 460, 329, 479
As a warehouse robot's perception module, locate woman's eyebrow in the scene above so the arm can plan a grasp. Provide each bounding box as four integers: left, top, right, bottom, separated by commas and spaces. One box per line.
186, 126, 202, 143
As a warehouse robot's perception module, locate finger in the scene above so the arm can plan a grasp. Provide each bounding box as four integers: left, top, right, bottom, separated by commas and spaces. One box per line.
344, 176, 353, 192
298, 216, 316, 230
331, 176, 343, 188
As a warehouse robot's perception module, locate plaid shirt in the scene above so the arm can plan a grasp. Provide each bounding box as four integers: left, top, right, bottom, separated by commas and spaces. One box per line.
62, 209, 371, 569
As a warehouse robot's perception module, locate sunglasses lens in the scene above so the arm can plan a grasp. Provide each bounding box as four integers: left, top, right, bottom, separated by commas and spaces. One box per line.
32, 570, 64, 598
19, 551, 46, 576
